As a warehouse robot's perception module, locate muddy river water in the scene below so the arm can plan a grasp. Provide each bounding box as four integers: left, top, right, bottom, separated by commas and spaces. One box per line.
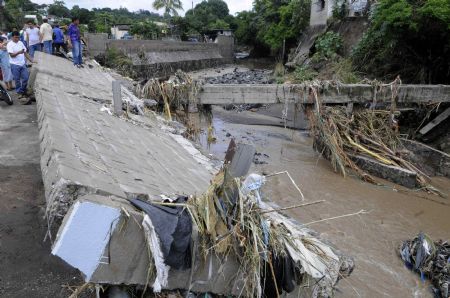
195, 107, 450, 297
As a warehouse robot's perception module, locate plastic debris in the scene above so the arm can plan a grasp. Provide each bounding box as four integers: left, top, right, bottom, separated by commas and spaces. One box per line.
400, 232, 450, 297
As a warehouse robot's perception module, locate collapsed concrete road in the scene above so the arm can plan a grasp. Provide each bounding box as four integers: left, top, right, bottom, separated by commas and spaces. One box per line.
31, 53, 213, 227
30, 53, 353, 296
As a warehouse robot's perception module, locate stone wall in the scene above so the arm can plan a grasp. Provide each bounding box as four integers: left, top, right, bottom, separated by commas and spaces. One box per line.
85, 36, 235, 78
106, 39, 220, 54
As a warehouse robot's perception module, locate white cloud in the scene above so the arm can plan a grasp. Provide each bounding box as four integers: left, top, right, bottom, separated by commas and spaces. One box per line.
33, 0, 252, 15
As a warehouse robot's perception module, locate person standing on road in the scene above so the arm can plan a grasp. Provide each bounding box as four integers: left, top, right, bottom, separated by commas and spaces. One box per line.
0, 37, 14, 91
52, 23, 66, 54
25, 21, 41, 58
7, 31, 35, 98
40, 18, 53, 55
67, 17, 83, 68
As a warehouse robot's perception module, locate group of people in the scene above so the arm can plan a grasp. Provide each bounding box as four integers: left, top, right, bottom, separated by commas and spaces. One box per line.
0, 17, 83, 102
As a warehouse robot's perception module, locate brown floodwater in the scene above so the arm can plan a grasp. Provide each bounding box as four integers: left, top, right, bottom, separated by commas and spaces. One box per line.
196, 107, 450, 298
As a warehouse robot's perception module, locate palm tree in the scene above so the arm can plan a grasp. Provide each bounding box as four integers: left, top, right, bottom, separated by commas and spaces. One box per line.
153, 0, 183, 37
152, 0, 183, 17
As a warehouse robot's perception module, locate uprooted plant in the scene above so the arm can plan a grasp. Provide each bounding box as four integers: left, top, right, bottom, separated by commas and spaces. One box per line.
303, 78, 443, 195
136, 71, 216, 142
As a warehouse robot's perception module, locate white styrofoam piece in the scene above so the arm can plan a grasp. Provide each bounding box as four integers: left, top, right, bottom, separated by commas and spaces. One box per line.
52, 201, 121, 280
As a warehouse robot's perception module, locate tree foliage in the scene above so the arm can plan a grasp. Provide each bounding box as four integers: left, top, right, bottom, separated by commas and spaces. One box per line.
70, 5, 92, 24
152, 0, 183, 17
4, 0, 39, 28
313, 31, 343, 61
48, 0, 70, 18
184, 0, 233, 35
83, 7, 162, 34
352, 0, 450, 83
130, 21, 161, 39
235, 0, 310, 53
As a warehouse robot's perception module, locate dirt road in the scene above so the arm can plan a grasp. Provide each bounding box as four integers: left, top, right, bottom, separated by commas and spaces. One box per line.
0, 102, 82, 297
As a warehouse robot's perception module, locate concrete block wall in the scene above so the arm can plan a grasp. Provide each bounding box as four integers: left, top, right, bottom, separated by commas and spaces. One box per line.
107, 40, 219, 54
216, 35, 235, 62
85, 37, 235, 78
85, 33, 109, 57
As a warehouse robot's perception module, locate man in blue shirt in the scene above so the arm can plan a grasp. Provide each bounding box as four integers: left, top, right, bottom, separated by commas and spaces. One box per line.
67, 17, 83, 68
52, 23, 66, 54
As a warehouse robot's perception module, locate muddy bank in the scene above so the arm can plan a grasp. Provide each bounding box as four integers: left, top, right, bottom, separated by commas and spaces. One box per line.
0, 103, 83, 297
197, 108, 450, 297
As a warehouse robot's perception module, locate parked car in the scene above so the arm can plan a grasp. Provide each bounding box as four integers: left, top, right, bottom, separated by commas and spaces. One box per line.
121, 33, 133, 40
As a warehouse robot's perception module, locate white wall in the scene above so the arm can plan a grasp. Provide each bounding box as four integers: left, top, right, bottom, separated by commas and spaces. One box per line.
111, 28, 129, 40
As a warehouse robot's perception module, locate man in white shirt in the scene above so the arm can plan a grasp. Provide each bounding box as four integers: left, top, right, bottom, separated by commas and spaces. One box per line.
40, 18, 53, 54
7, 31, 34, 97
25, 21, 42, 58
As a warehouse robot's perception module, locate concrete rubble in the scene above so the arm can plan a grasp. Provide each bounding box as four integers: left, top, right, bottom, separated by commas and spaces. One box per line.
204, 69, 273, 85
31, 52, 353, 296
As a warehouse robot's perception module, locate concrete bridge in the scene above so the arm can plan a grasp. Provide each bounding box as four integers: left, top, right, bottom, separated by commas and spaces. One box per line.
197, 83, 450, 105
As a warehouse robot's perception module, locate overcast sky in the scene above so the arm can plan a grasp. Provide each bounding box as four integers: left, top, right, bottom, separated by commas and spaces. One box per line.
33, 0, 253, 15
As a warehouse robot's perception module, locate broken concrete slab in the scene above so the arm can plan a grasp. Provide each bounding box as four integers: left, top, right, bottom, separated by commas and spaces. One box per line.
350, 154, 417, 188
401, 138, 450, 177
52, 199, 122, 280
51, 194, 247, 294
52, 195, 348, 297
32, 53, 214, 224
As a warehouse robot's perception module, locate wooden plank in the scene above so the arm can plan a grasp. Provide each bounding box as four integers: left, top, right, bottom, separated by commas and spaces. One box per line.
198, 84, 450, 105
419, 107, 450, 135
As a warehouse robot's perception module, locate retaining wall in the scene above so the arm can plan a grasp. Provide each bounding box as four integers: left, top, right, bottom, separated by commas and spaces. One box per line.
85, 34, 234, 78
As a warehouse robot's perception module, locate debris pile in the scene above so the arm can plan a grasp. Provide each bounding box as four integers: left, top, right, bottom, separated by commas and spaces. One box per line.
135, 70, 202, 120
204, 69, 273, 84
131, 167, 354, 297
307, 88, 441, 193
400, 233, 449, 297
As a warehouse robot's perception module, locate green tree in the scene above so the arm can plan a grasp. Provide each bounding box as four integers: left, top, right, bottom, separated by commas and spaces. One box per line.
48, 0, 70, 18
184, 0, 232, 35
208, 19, 229, 30
130, 21, 161, 39
71, 5, 92, 24
88, 12, 115, 33
152, 0, 183, 17
4, 0, 38, 28
352, 0, 450, 83
253, 0, 310, 52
